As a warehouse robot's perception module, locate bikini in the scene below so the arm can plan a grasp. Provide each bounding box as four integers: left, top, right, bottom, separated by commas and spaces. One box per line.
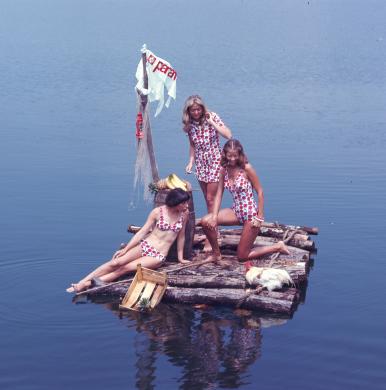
140, 206, 185, 262
224, 169, 259, 224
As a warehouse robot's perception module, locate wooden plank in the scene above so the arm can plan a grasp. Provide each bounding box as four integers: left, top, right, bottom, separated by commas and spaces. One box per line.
138, 282, 157, 303
141, 268, 167, 285
125, 280, 146, 309
120, 273, 139, 306
150, 284, 167, 308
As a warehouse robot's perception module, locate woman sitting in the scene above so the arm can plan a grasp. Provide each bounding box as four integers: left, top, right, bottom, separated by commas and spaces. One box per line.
66, 188, 191, 293
201, 139, 290, 261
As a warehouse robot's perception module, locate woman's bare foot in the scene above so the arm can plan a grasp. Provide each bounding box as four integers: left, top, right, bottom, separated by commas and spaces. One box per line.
66, 280, 90, 293
277, 241, 290, 255
206, 251, 222, 263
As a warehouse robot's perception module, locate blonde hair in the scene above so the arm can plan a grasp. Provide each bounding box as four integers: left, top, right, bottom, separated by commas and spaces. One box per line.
220, 139, 248, 168
182, 95, 209, 132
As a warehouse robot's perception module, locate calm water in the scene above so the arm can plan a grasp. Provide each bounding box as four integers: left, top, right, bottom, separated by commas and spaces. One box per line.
1, 1, 386, 389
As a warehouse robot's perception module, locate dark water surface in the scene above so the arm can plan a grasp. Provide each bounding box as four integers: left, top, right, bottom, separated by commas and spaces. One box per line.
1, 1, 386, 389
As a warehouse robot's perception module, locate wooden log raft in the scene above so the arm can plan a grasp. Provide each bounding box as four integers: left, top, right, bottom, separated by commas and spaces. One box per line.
84, 246, 311, 315
83, 222, 318, 315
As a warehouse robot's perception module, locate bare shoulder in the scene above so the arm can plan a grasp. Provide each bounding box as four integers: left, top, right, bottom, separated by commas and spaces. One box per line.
244, 162, 256, 173
244, 163, 259, 178
150, 207, 161, 219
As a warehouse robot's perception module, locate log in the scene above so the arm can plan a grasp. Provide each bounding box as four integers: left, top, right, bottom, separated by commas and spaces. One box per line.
195, 219, 318, 235
195, 226, 310, 241
163, 287, 299, 314
85, 284, 299, 315
194, 232, 315, 252
127, 225, 316, 252
261, 221, 318, 235
166, 263, 306, 287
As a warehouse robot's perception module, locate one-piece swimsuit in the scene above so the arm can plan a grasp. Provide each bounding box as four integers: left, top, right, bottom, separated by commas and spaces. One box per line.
140, 206, 185, 262
188, 112, 224, 183
224, 169, 258, 224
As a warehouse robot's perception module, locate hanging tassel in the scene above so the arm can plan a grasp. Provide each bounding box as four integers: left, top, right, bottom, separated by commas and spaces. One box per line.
135, 112, 144, 139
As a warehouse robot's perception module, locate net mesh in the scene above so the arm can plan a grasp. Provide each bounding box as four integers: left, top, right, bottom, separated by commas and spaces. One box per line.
133, 91, 153, 203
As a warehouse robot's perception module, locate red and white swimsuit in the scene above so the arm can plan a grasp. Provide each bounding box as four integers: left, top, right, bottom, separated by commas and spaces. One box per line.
156, 206, 184, 232
139, 240, 166, 263
140, 207, 185, 263
224, 169, 258, 224
188, 112, 224, 183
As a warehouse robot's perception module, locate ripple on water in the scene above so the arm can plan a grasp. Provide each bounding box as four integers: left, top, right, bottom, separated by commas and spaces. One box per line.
0, 255, 122, 332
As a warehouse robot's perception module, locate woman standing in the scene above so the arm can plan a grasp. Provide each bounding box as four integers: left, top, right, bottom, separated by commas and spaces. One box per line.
202, 139, 289, 261
182, 95, 232, 249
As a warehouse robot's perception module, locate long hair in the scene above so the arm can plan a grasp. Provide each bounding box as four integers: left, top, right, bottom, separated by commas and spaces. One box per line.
220, 139, 248, 168
165, 188, 190, 207
182, 95, 209, 132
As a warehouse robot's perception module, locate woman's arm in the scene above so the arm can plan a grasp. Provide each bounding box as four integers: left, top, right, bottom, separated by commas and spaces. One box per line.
176, 212, 190, 263
245, 163, 264, 221
114, 208, 157, 258
185, 136, 195, 174
207, 112, 232, 139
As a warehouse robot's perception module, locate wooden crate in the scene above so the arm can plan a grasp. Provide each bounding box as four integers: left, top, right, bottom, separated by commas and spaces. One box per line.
119, 264, 168, 311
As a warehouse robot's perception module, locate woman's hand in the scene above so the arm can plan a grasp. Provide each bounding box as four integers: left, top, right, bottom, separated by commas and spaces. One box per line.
203, 213, 218, 230
205, 112, 215, 126
185, 161, 193, 174
112, 249, 125, 259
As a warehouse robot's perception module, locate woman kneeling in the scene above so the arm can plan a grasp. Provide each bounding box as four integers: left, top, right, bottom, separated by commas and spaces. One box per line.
202, 139, 289, 262
66, 188, 191, 293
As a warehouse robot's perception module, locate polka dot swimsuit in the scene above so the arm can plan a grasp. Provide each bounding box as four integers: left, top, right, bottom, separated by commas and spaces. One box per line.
156, 206, 184, 233
188, 112, 224, 183
140, 239, 166, 263
224, 169, 258, 224
139, 207, 185, 263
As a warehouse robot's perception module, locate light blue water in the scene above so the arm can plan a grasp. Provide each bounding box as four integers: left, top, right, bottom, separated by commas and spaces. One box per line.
1, 1, 386, 389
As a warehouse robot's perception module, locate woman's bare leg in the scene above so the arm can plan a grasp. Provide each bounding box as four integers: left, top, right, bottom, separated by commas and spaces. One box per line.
247, 241, 290, 259
237, 221, 290, 260
98, 256, 162, 283
248, 241, 290, 259
198, 181, 212, 252
236, 221, 260, 260
66, 245, 142, 292
200, 181, 223, 252
68, 256, 162, 293
202, 208, 240, 260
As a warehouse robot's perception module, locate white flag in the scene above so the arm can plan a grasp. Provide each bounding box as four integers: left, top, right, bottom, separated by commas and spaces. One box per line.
135, 48, 177, 117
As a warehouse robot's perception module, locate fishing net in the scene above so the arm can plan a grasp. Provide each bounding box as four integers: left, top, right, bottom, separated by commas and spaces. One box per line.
133, 90, 154, 203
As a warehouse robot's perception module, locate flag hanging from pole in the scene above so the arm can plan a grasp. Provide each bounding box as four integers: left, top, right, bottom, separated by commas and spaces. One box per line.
135, 46, 177, 117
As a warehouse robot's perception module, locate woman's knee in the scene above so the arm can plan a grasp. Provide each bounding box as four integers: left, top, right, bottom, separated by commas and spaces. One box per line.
201, 213, 212, 227
107, 258, 120, 269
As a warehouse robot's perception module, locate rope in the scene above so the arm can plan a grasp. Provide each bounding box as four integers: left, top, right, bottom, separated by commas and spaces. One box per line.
268, 228, 299, 267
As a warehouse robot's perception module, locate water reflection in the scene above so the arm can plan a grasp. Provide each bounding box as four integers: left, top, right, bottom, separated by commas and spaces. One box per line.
94, 301, 288, 389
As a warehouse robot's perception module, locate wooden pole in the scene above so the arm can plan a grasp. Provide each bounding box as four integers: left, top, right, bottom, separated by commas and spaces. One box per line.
140, 50, 160, 182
